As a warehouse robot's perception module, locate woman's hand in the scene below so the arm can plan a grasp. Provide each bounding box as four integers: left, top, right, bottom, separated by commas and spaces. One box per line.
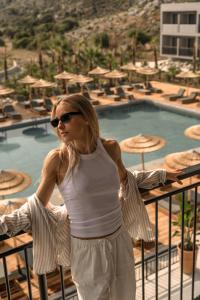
166, 169, 183, 185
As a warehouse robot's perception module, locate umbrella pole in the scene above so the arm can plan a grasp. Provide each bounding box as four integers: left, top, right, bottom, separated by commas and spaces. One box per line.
141, 152, 145, 170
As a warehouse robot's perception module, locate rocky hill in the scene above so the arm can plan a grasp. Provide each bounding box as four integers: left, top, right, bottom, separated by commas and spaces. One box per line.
0, 0, 199, 62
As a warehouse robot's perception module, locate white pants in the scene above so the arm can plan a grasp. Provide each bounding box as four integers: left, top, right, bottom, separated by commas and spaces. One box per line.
71, 226, 136, 300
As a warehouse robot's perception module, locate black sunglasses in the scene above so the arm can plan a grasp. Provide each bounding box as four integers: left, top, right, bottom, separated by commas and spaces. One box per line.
50, 112, 82, 128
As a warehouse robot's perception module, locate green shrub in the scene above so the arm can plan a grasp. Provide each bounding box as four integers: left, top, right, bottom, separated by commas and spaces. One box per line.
13, 36, 33, 49
39, 13, 54, 24
55, 18, 79, 33
94, 32, 110, 49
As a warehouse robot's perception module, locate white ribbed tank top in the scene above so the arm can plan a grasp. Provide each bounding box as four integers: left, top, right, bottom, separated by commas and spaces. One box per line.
58, 138, 122, 238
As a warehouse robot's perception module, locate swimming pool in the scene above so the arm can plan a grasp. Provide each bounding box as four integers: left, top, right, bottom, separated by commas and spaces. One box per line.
1, 101, 200, 198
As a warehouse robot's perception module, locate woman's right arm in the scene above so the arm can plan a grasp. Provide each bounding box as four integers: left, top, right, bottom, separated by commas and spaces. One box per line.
36, 149, 61, 207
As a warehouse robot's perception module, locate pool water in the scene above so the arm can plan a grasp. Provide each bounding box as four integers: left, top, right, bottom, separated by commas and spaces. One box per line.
1, 102, 200, 198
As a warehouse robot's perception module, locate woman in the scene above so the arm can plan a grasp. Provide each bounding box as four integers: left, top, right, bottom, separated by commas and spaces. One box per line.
35, 94, 181, 300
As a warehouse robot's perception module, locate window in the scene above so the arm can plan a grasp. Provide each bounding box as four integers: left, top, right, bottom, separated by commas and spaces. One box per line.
163, 12, 178, 24
180, 12, 196, 24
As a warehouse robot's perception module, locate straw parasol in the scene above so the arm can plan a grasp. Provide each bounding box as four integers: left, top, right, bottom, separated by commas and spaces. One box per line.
121, 62, 137, 72
104, 69, 127, 80
88, 66, 109, 89
18, 75, 37, 85
176, 71, 200, 95
88, 66, 109, 76
31, 79, 56, 98
120, 134, 166, 170
0, 87, 15, 108
0, 169, 32, 197
18, 75, 37, 99
120, 62, 137, 81
68, 75, 94, 93
54, 71, 75, 94
184, 124, 200, 141
136, 67, 159, 85
103, 69, 127, 87
164, 150, 200, 171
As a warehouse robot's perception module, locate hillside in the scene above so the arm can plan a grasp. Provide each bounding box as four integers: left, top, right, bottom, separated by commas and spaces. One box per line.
0, 0, 200, 65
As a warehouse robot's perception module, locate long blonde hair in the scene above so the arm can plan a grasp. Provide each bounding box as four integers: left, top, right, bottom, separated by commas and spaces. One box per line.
51, 94, 100, 179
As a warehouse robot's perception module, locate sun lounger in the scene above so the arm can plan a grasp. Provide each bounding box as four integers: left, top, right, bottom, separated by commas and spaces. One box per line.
82, 92, 100, 105
103, 87, 121, 101
31, 100, 47, 114
179, 92, 198, 104
44, 97, 53, 111
165, 88, 185, 101
136, 88, 151, 95
115, 86, 130, 99
127, 94, 135, 102
16, 95, 30, 108
132, 83, 144, 90
31, 98, 44, 105
3, 105, 22, 119
0, 113, 6, 122
145, 82, 162, 93
91, 89, 104, 96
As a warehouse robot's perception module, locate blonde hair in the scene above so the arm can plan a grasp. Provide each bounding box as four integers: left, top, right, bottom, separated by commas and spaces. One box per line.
51, 94, 100, 179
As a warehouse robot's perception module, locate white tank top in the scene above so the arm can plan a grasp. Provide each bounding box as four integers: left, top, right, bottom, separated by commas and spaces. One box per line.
58, 138, 122, 238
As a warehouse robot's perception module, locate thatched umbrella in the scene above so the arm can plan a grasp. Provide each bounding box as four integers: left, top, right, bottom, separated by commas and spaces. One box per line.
68, 75, 94, 93
18, 75, 37, 99
88, 66, 109, 89
31, 79, 56, 98
176, 71, 200, 95
121, 62, 137, 82
120, 134, 166, 170
54, 71, 75, 94
164, 150, 200, 171
103, 69, 127, 86
0, 169, 32, 198
136, 67, 159, 85
0, 87, 15, 108
184, 124, 200, 141
88, 66, 109, 76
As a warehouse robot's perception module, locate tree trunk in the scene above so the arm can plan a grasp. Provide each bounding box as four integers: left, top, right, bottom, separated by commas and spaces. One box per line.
154, 46, 158, 69
3, 48, 8, 82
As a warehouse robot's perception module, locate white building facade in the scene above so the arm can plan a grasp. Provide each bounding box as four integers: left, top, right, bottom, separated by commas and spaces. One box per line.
160, 2, 200, 60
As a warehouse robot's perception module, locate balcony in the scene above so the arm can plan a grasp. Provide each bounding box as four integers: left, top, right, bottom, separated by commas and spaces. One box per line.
0, 164, 200, 299
179, 47, 193, 57
162, 46, 177, 55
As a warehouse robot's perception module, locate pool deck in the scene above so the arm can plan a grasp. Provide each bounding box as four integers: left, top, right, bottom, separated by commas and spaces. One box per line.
1, 81, 200, 299
1, 80, 200, 130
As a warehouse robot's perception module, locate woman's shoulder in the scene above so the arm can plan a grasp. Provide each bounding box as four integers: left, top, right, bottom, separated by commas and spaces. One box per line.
43, 148, 63, 171
101, 138, 121, 161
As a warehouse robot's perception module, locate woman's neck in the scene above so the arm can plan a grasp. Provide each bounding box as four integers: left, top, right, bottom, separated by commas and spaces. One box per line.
75, 139, 97, 154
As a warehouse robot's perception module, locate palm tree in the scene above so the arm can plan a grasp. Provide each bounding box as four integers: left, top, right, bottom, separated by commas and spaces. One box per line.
149, 36, 159, 69
128, 29, 139, 64
3, 46, 8, 82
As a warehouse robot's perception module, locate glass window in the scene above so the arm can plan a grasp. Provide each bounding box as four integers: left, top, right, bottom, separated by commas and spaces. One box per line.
163, 12, 178, 24
180, 12, 196, 24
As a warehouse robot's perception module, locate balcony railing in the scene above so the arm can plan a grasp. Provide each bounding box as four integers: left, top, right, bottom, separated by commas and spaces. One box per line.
179, 47, 193, 57
0, 164, 200, 299
162, 46, 177, 55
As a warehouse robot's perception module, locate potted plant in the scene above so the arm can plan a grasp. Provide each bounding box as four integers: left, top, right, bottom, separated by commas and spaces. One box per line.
172, 194, 200, 274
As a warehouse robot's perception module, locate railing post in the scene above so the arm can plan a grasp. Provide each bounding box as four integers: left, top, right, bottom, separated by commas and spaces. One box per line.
38, 274, 48, 300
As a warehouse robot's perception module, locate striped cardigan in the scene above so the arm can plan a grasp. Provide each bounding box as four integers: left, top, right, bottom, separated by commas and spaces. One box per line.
0, 169, 166, 274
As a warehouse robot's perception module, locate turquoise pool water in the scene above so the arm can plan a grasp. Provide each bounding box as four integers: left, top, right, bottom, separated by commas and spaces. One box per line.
1, 102, 200, 198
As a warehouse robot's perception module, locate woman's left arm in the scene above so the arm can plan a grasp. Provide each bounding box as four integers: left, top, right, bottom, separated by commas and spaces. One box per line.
102, 139, 182, 188
102, 139, 127, 185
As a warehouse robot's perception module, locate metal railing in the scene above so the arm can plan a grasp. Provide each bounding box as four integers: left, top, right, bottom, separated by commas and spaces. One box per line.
0, 164, 200, 299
